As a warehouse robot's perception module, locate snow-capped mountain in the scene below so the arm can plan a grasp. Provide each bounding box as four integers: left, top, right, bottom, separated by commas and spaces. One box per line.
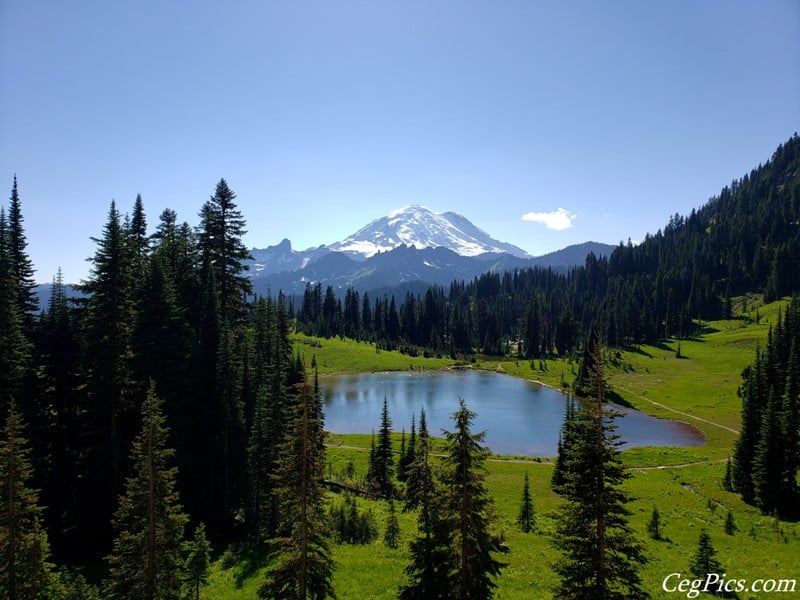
244, 205, 614, 296
327, 205, 531, 259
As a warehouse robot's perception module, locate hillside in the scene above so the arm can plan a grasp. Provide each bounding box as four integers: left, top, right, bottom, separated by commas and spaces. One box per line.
207, 298, 799, 599
294, 135, 800, 356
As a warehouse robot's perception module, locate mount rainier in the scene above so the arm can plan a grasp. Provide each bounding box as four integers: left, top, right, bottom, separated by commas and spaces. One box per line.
246, 205, 612, 295
328, 205, 531, 259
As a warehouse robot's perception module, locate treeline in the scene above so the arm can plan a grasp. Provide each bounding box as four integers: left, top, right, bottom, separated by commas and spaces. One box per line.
296, 134, 800, 359
730, 296, 800, 517
0, 178, 318, 594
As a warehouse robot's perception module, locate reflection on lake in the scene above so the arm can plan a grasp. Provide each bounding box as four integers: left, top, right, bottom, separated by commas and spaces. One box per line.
320, 370, 704, 456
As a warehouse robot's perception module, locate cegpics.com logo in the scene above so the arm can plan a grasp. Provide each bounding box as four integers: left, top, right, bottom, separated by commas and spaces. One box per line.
663, 573, 797, 598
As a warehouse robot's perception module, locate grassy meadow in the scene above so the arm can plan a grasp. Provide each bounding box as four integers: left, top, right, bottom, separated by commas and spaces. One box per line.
209, 298, 800, 599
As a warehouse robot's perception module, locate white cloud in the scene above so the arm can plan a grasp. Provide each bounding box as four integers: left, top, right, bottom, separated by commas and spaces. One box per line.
520, 208, 575, 231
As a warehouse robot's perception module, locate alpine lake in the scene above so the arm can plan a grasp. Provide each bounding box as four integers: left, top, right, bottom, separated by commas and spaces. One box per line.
320, 369, 704, 456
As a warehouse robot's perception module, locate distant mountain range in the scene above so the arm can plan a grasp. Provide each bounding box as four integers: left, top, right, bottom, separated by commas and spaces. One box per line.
246, 205, 614, 295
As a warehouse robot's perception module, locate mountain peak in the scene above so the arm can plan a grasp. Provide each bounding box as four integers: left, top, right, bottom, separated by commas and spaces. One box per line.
329, 205, 531, 259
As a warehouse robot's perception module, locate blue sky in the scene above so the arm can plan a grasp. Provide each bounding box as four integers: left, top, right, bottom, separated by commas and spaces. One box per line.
1, 1, 798, 283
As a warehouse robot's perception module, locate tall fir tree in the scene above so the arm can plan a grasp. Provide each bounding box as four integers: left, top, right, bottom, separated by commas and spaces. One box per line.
552, 347, 649, 599
517, 472, 535, 533
731, 349, 768, 503
197, 179, 252, 324
105, 383, 188, 600
182, 523, 211, 600
7, 176, 38, 332
383, 499, 400, 549
400, 407, 454, 600
126, 194, 149, 285
442, 398, 506, 600
752, 389, 785, 514
551, 395, 577, 494
689, 530, 724, 585
369, 397, 394, 497
260, 372, 335, 600
780, 338, 800, 505
79, 200, 138, 549
0, 208, 31, 417
36, 268, 83, 556
0, 401, 54, 599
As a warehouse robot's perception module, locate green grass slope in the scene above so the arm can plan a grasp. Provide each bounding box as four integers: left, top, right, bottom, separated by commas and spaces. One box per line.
210, 301, 799, 599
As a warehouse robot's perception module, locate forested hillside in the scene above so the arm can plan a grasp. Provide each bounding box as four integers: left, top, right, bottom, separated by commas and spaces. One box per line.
296, 134, 800, 357
1, 179, 310, 595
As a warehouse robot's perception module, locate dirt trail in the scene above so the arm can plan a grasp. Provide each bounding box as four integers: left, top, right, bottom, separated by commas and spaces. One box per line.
325, 442, 730, 472
615, 385, 739, 435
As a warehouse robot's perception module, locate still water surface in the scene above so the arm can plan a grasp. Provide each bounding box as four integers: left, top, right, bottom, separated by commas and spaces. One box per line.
320, 370, 704, 456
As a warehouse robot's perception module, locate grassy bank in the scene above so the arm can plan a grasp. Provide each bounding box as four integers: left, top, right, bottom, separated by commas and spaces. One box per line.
208, 301, 798, 598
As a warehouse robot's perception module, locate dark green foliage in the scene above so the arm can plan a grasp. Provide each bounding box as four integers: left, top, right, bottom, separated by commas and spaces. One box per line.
56, 569, 102, 600
732, 297, 800, 515
722, 457, 733, 492
551, 395, 577, 494
197, 179, 252, 323
689, 530, 724, 583
36, 267, 83, 555
368, 397, 394, 497
329, 495, 378, 545
104, 383, 188, 600
552, 349, 649, 599
752, 390, 785, 513
79, 200, 139, 549
0, 401, 54, 599
260, 374, 335, 600
647, 507, 661, 540
400, 408, 455, 600
517, 472, 535, 533
182, 523, 211, 600
0, 207, 31, 416
442, 398, 506, 599
724, 511, 737, 536
384, 499, 400, 549
6, 176, 38, 329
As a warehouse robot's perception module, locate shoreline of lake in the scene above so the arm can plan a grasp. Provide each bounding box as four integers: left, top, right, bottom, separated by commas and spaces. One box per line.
319, 369, 705, 456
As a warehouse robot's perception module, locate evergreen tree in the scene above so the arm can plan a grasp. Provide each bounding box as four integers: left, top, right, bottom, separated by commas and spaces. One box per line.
722, 457, 733, 492
400, 408, 454, 600
752, 389, 784, 514
105, 383, 188, 600
517, 472, 535, 533
397, 428, 407, 482
260, 373, 335, 600
551, 395, 577, 494
442, 398, 506, 600
36, 268, 83, 556
732, 350, 768, 504
79, 200, 138, 548
370, 397, 394, 497
384, 499, 400, 549
0, 401, 53, 599
127, 194, 149, 284
0, 208, 31, 416
182, 523, 211, 600
724, 511, 737, 536
689, 530, 724, 586
215, 319, 245, 528
780, 338, 799, 504
6, 176, 38, 330
646, 507, 661, 540
197, 179, 252, 323
552, 348, 649, 599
